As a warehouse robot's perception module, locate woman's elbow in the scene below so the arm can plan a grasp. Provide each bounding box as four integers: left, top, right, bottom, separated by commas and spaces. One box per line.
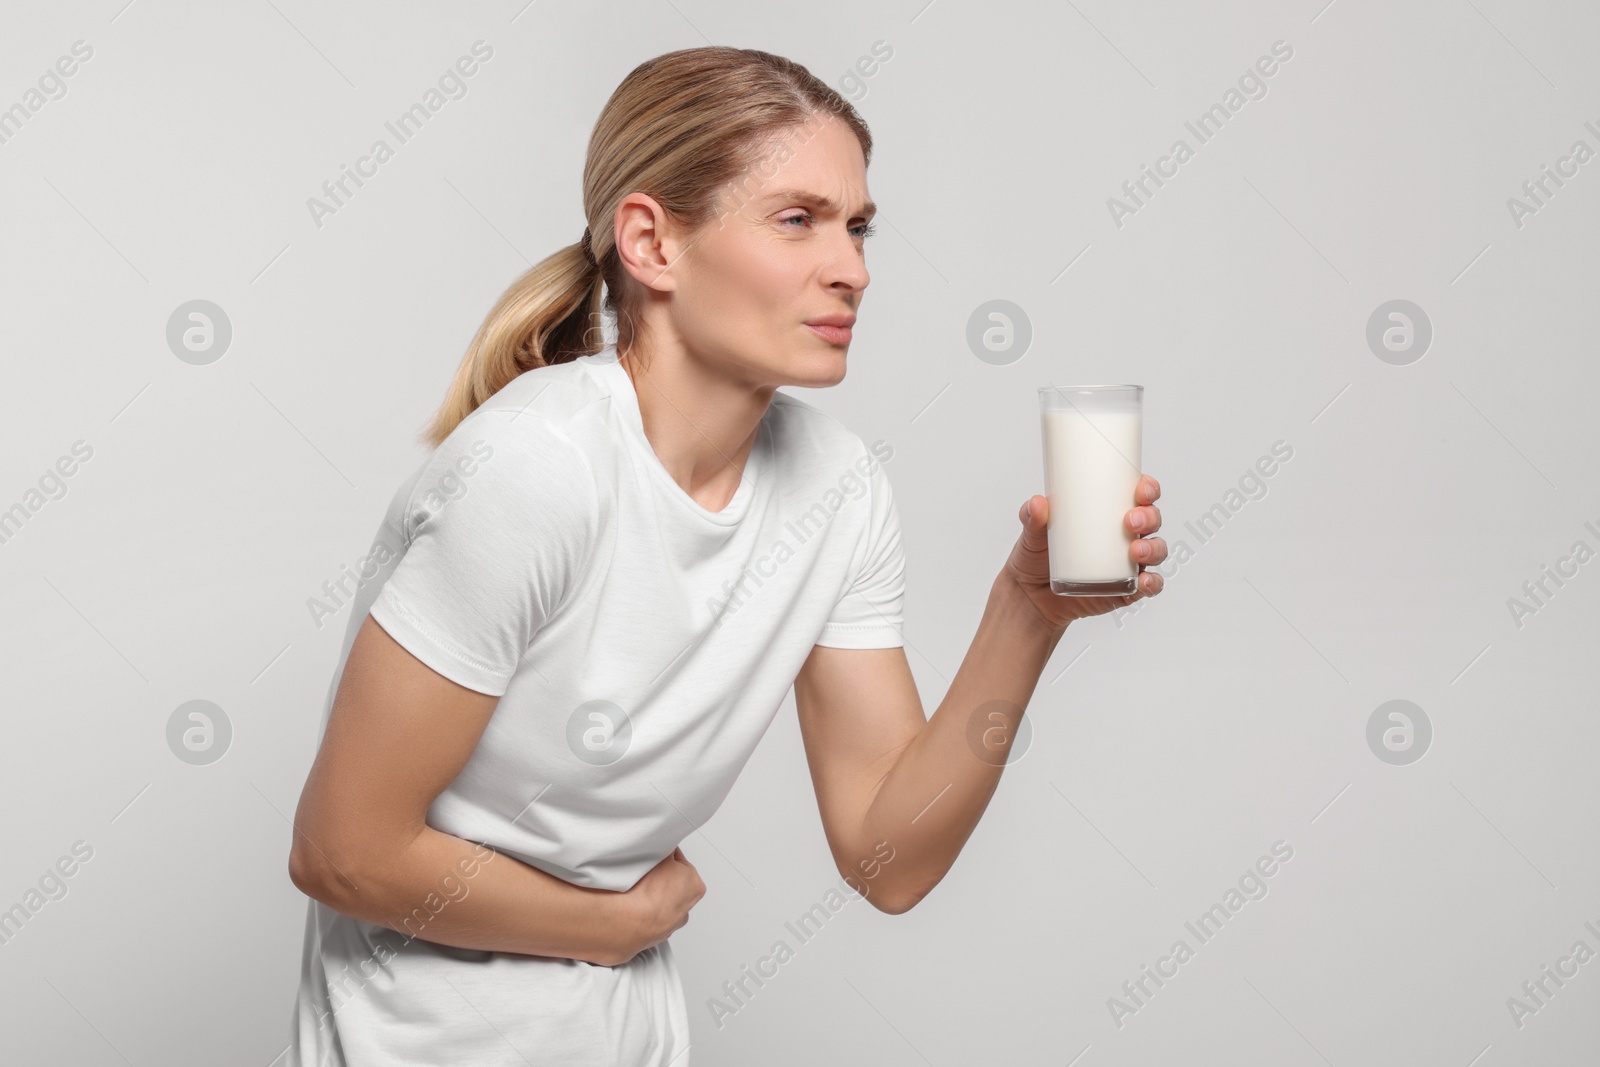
288, 837, 333, 902
287, 828, 363, 906
866, 883, 926, 916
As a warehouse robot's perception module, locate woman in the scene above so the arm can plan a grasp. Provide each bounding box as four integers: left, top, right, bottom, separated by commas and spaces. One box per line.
285, 45, 1165, 1065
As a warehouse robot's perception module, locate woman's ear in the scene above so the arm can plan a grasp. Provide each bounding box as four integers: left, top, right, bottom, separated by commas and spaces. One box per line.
613, 193, 684, 294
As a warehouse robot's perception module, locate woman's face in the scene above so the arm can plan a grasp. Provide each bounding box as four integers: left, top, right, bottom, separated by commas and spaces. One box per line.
627, 116, 875, 389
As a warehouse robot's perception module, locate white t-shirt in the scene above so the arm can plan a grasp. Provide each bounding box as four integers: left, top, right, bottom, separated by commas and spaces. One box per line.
287, 346, 906, 1066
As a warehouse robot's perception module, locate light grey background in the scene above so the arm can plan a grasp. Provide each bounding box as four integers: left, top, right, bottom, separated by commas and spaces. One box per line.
1, 0, 1596, 1063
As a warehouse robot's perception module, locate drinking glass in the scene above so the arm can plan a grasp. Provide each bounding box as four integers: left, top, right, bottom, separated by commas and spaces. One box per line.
1038, 385, 1144, 596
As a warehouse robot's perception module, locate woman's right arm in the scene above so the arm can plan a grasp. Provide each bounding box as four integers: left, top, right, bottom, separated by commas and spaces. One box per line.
288, 615, 700, 967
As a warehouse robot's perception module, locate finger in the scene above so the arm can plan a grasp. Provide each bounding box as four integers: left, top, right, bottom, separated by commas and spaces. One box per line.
1135, 474, 1161, 504
1019, 495, 1048, 534
1127, 504, 1161, 534
1131, 535, 1167, 565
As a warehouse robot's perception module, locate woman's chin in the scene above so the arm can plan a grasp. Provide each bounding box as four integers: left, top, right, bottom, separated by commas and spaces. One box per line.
787, 351, 849, 388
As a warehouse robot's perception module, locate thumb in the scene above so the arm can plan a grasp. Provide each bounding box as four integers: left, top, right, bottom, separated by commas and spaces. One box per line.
1016, 496, 1051, 555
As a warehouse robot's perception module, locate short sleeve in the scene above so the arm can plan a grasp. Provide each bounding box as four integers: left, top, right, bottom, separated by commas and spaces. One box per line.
368, 414, 598, 696
815, 448, 906, 649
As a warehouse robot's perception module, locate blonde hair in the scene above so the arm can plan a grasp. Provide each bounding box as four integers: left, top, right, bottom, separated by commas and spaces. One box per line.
420, 45, 873, 448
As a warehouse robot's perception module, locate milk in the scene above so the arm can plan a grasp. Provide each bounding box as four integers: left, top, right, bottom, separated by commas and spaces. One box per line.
1039, 400, 1142, 592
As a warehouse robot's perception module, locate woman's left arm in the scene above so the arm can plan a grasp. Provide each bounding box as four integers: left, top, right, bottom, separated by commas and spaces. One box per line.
792, 476, 1167, 913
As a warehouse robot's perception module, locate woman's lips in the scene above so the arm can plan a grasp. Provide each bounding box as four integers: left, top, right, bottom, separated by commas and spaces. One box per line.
805, 323, 852, 345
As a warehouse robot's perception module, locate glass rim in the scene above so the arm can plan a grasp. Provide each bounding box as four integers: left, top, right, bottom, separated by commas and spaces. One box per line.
1037, 384, 1143, 394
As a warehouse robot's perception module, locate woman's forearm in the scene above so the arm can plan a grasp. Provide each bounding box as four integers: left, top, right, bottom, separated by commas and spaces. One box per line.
298, 825, 634, 966
861, 573, 1067, 907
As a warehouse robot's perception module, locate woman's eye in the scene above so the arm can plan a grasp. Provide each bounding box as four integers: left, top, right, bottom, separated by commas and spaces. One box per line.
780, 212, 876, 240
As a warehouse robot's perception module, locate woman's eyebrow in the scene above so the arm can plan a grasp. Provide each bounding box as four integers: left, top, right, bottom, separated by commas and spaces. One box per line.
764, 188, 877, 219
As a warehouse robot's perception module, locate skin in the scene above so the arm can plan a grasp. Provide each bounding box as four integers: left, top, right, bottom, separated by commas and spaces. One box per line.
289, 111, 1166, 973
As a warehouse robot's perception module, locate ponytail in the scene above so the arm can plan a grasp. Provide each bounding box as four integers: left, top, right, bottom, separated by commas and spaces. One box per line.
419, 236, 604, 449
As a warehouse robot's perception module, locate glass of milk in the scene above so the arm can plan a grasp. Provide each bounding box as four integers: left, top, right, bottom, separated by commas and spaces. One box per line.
1037, 384, 1144, 595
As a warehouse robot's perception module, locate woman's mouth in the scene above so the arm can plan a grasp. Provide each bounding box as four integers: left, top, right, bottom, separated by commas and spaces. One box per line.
804, 322, 853, 345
